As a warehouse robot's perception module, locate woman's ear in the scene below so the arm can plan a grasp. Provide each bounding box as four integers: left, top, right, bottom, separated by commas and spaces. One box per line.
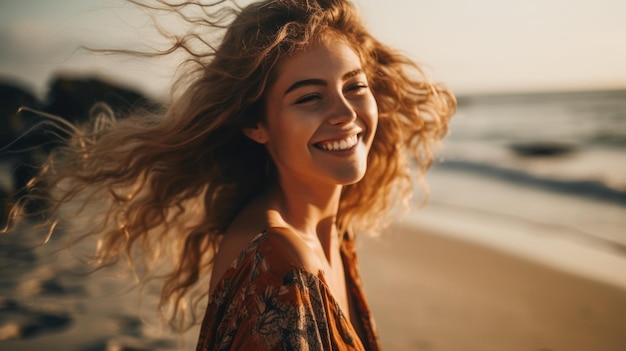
242, 125, 268, 144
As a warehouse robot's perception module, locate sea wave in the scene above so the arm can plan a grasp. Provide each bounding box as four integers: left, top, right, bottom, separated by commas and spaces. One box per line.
436, 141, 626, 206
436, 159, 626, 206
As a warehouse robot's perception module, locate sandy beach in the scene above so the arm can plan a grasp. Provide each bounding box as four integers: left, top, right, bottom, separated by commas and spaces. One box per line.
1, 214, 625, 350
361, 223, 626, 351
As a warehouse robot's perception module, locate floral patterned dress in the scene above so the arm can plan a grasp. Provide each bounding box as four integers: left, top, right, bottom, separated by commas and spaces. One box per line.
196, 227, 382, 351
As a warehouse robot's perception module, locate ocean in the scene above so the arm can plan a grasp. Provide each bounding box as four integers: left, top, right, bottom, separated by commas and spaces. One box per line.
413, 89, 626, 288
444, 89, 626, 199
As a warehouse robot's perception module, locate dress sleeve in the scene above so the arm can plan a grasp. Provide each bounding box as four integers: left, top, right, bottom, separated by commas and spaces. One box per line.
213, 267, 360, 351
196, 231, 363, 351
223, 268, 329, 350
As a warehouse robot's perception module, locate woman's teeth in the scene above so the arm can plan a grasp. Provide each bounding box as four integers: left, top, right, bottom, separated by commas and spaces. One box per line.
317, 135, 358, 151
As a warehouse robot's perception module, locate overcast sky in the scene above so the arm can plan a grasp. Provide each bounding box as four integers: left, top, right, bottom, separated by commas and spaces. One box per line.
1, 0, 625, 99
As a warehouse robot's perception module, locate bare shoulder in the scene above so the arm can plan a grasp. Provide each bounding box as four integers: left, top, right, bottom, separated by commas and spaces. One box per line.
209, 228, 260, 293
264, 227, 324, 276
210, 199, 269, 290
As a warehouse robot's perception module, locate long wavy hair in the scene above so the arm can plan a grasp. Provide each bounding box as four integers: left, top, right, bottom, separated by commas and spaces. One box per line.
4, 0, 455, 331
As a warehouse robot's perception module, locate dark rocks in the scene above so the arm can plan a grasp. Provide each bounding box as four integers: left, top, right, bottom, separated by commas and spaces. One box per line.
0, 74, 162, 222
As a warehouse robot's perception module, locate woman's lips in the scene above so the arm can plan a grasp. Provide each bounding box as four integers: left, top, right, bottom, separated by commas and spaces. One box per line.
315, 134, 359, 151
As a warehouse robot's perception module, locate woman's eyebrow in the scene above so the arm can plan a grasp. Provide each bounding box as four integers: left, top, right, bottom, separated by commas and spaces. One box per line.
283, 68, 365, 96
284, 79, 326, 96
342, 68, 364, 80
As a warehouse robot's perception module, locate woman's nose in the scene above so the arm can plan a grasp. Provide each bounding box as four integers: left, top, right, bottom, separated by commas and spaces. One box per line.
326, 95, 357, 125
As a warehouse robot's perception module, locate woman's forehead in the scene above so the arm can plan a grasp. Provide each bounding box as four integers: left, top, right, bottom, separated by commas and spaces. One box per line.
272, 38, 363, 85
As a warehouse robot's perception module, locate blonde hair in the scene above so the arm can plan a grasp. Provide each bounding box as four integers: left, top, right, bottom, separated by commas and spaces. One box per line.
4, 0, 455, 331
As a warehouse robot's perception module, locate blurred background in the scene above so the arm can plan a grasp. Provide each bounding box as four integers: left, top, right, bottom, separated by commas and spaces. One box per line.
1, 0, 625, 350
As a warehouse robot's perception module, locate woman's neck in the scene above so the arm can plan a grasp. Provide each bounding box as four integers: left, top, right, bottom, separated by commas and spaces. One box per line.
264, 177, 342, 258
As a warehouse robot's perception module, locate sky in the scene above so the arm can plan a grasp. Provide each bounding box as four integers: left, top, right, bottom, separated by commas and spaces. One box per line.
1, 0, 625, 99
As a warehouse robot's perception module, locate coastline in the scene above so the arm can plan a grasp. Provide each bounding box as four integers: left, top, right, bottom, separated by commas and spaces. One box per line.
2, 164, 626, 350
1, 214, 625, 350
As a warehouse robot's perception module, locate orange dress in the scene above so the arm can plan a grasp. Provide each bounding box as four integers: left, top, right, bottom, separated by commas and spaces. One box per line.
196, 227, 382, 351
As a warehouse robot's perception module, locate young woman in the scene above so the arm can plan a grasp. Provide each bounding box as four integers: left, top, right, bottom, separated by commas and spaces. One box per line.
5, 0, 455, 349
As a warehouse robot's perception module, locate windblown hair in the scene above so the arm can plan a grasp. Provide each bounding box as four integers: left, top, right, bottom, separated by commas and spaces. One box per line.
4, 0, 455, 331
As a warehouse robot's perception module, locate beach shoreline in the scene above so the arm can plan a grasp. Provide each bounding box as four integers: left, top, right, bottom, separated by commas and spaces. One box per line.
2, 216, 625, 350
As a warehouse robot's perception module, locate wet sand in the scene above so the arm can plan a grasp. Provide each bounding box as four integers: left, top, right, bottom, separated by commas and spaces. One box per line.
1, 220, 626, 350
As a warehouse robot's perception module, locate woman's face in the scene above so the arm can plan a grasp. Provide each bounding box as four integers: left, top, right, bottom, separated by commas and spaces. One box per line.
251, 37, 378, 188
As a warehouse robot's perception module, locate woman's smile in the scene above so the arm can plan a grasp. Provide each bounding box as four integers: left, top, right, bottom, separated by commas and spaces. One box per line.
314, 133, 360, 152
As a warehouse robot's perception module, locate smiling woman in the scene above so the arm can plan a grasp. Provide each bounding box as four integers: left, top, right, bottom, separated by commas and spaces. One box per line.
2, 0, 455, 350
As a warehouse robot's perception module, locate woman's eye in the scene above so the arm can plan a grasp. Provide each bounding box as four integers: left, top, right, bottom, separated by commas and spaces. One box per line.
295, 93, 321, 104
346, 83, 369, 93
